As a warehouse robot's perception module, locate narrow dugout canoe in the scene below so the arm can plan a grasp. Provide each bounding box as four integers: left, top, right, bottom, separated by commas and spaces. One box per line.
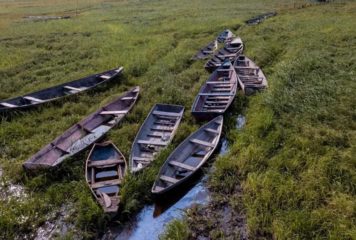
191, 40, 218, 60
192, 61, 237, 120
234, 55, 268, 95
23, 86, 139, 171
130, 104, 184, 173
0, 67, 123, 113
205, 37, 244, 72
85, 141, 126, 214
152, 116, 223, 195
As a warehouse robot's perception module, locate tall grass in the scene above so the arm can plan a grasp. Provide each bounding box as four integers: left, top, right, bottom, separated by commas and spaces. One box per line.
0, 0, 354, 239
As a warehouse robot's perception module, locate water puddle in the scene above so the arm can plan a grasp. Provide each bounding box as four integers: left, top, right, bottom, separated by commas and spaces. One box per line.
111, 177, 209, 240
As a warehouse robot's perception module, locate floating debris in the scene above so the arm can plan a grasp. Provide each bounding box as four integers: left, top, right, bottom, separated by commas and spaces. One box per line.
245, 12, 277, 25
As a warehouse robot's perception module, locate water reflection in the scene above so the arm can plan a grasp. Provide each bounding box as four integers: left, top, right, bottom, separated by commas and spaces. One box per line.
236, 114, 246, 130
114, 179, 209, 240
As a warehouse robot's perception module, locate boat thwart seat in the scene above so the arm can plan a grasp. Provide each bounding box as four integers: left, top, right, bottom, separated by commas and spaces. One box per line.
169, 160, 195, 171
160, 175, 179, 184
23, 96, 44, 103
137, 140, 168, 146
91, 179, 122, 189
0, 102, 18, 108
100, 110, 128, 115
190, 138, 215, 148
88, 158, 124, 167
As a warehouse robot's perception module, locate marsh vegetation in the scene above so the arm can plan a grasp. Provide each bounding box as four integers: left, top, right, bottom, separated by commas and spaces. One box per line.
0, 0, 355, 239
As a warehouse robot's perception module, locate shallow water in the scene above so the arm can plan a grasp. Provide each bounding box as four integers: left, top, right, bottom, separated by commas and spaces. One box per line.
114, 179, 210, 240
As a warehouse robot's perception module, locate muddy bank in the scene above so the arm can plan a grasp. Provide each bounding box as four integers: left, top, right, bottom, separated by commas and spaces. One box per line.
32, 204, 79, 240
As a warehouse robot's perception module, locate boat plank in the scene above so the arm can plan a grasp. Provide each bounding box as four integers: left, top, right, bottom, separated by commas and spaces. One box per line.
88, 158, 124, 167
137, 140, 168, 146
100, 110, 128, 115
190, 138, 215, 148
91, 179, 122, 189
153, 110, 181, 118
23, 96, 44, 103
160, 175, 179, 184
169, 161, 195, 171
0, 102, 17, 108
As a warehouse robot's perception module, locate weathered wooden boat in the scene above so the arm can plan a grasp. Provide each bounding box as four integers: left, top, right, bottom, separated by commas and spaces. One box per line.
234, 55, 268, 95
192, 61, 237, 120
205, 37, 244, 72
130, 104, 184, 173
217, 29, 234, 43
85, 141, 126, 213
246, 12, 277, 25
23, 86, 139, 170
0, 67, 123, 113
191, 40, 218, 60
152, 115, 223, 195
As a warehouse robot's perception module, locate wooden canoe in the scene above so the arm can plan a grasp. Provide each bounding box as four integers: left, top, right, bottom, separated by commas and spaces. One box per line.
192, 61, 237, 120
191, 40, 218, 60
129, 104, 184, 173
234, 55, 268, 95
217, 29, 234, 43
23, 86, 139, 170
152, 115, 223, 195
85, 141, 126, 214
0, 67, 123, 113
205, 37, 244, 72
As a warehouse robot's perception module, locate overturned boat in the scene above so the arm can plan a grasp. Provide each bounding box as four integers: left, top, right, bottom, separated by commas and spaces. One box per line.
205, 37, 244, 72
192, 61, 237, 120
152, 116, 223, 195
130, 104, 184, 173
23, 86, 139, 170
234, 55, 268, 95
86, 141, 126, 214
192, 40, 218, 60
0, 67, 123, 113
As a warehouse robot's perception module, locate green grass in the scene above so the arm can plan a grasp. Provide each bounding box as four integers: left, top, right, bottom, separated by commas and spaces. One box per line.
0, 0, 355, 239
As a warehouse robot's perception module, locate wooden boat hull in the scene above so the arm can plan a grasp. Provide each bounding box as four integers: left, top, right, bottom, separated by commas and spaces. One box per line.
205, 37, 244, 72
192, 61, 237, 120
85, 141, 126, 214
217, 29, 234, 43
0, 67, 123, 113
234, 55, 268, 95
23, 86, 139, 171
152, 116, 223, 195
191, 41, 217, 60
129, 104, 184, 173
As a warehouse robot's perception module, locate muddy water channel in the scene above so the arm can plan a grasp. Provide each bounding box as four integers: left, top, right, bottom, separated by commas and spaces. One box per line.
104, 114, 246, 240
